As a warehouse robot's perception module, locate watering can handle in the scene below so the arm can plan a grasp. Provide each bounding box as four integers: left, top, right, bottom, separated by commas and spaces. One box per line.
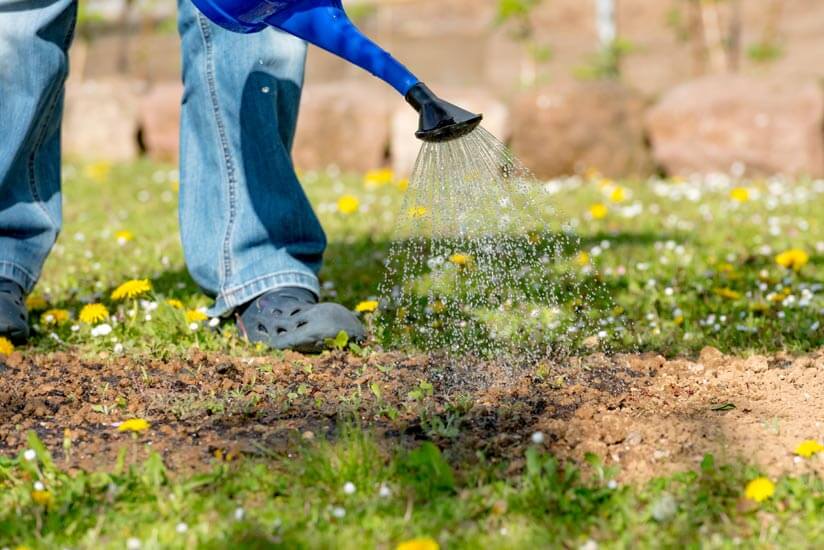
266, 0, 420, 96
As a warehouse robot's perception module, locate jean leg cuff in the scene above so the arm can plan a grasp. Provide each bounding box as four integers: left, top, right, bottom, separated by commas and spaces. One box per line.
208, 270, 320, 317
0, 262, 38, 294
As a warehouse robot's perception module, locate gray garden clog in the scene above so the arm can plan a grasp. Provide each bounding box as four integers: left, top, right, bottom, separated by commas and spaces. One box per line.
236, 287, 365, 353
0, 279, 29, 342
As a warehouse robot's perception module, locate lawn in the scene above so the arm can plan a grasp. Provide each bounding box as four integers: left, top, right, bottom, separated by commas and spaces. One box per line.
2, 159, 824, 548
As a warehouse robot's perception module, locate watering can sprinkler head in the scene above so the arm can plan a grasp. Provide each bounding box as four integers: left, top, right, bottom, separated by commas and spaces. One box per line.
190, 0, 482, 142
405, 83, 483, 142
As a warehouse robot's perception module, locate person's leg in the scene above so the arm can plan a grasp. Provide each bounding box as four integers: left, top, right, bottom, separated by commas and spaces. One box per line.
0, 0, 77, 339
177, 0, 325, 318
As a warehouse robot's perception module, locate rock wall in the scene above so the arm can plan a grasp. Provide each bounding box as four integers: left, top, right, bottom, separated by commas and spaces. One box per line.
65, 74, 824, 180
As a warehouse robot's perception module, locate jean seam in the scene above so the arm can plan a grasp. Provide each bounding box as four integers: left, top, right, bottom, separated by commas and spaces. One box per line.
195, 12, 237, 290
220, 270, 318, 297
26, 15, 75, 231
216, 271, 319, 311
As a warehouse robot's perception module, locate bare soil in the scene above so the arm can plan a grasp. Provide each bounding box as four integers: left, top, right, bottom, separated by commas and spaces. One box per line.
2, 347, 824, 482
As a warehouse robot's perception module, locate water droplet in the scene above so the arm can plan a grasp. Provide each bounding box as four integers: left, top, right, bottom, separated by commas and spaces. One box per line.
261, 86, 270, 94
378, 127, 619, 380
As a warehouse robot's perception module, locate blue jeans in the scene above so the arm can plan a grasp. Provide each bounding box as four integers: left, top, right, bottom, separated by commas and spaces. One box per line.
0, 0, 325, 317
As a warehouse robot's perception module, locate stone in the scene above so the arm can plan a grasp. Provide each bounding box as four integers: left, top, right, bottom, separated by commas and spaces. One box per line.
63, 79, 142, 161
138, 83, 183, 162
745, 355, 769, 373
625, 431, 643, 446
509, 81, 652, 179
292, 82, 394, 173
698, 346, 725, 368
646, 75, 824, 177
390, 88, 510, 177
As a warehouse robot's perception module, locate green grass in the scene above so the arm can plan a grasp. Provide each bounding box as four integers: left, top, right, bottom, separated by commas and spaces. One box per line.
5, 428, 824, 549
4, 160, 824, 547
21, 161, 824, 357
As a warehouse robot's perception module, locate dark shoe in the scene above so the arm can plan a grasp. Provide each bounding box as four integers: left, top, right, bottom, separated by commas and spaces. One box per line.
0, 279, 29, 342
236, 287, 366, 353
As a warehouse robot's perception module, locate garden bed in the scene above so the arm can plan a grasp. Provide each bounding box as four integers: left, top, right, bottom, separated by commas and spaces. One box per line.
4, 346, 824, 482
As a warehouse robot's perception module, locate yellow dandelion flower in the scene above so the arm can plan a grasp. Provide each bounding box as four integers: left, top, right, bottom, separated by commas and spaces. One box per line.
25, 294, 48, 311
166, 299, 184, 309
674, 315, 685, 326
609, 186, 627, 203
749, 302, 770, 313
355, 300, 379, 313
111, 279, 152, 301
766, 287, 791, 303
408, 206, 427, 220
0, 336, 14, 356
775, 249, 809, 271
118, 418, 151, 433
408, 206, 428, 219
431, 300, 445, 314
364, 168, 394, 188
730, 187, 750, 202
337, 195, 360, 215
576, 252, 590, 267
31, 490, 53, 506
449, 253, 471, 267
41, 308, 70, 325
83, 161, 112, 183
396, 538, 439, 550
79, 303, 109, 324
744, 477, 775, 503
589, 203, 608, 220
795, 440, 824, 458
713, 287, 741, 300
397, 178, 409, 191
185, 309, 208, 323
114, 230, 134, 243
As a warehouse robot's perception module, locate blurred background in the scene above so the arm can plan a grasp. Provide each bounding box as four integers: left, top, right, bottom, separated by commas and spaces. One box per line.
65, 0, 824, 179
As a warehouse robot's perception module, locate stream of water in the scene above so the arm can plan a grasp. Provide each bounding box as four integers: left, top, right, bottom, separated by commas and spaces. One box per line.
379, 127, 622, 364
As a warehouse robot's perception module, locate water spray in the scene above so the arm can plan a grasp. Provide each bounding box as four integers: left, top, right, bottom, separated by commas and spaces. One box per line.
190, 0, 483, 142
192, 0, 619, 362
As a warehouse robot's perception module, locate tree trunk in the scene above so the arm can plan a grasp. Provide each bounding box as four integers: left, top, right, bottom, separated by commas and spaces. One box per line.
726, 0, 742, 72
595, 0, 617, 48
116, 0, 134, 75
686, 0, 706, 76
700, 0, 727, 74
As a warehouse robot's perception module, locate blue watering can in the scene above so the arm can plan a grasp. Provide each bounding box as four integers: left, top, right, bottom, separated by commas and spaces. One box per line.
190, 0, 482, 141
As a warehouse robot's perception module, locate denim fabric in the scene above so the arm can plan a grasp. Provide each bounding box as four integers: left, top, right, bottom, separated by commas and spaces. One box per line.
0, 0, 76, 292
0, 0, 325, 316
177, 0, 324, 316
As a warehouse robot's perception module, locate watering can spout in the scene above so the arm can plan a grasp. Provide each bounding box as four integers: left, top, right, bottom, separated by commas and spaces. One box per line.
190, 0, 482, 141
